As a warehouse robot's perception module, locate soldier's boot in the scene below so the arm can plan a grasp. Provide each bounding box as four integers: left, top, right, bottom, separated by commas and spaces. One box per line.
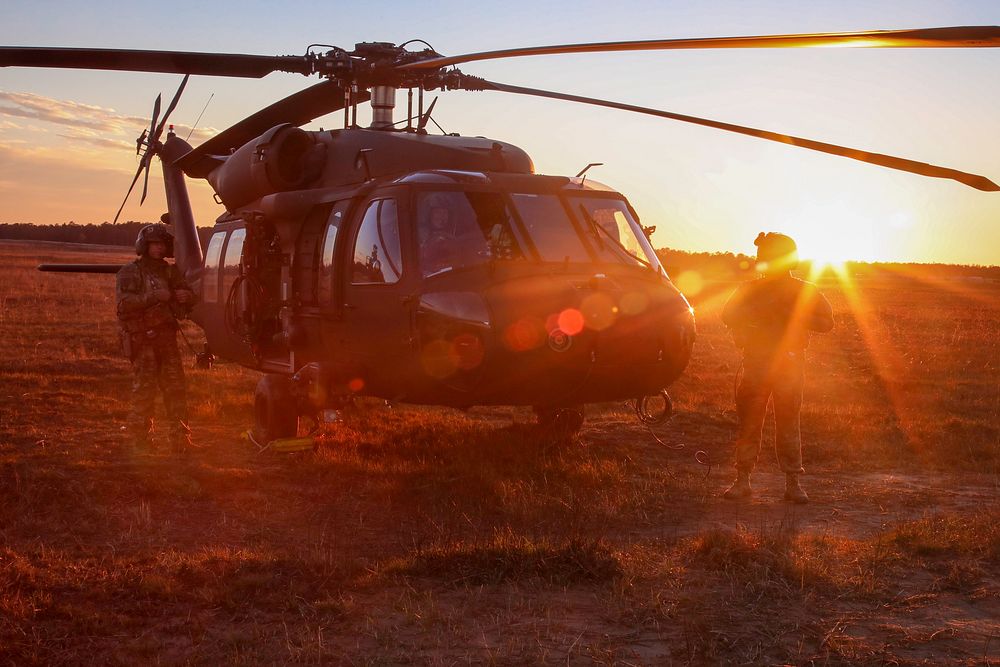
169, 421, 201, 454
723, 470, 752, 500
783, 473, 809, 504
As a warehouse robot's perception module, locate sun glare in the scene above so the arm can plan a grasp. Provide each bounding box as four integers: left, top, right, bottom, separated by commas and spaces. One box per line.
775, 202, 915, 278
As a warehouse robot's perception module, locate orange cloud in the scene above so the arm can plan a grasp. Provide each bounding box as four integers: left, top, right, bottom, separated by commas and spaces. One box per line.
0, 90, 217, 144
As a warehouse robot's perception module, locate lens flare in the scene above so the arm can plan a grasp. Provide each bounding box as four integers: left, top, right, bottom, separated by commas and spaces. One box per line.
580, 292, 617, 331
619, 291, 649, 316
556, 308, 585, 336
675, 270, 704, 296
420, 339, 458, 379
503, 317, 545, 351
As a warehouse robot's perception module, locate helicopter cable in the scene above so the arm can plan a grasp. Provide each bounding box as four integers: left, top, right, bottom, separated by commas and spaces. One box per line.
398, 39, 436, 52
626, 400, 714, 473
304, 44, 338, 56
185, 93, 214, 142
429, 115, 448, 135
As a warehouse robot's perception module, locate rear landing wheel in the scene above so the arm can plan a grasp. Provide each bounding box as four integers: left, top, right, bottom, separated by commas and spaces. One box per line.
253, 374, 298, 444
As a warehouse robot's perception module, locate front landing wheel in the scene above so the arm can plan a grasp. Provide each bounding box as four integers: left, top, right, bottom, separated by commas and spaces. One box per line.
253, 374, 298, 444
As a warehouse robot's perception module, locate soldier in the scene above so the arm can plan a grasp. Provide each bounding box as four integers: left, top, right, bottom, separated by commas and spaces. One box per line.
116, 222, 197, 452
721, 232, 834, 503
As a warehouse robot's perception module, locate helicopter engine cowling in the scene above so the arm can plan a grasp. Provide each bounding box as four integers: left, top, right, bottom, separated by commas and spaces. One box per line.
208, 124, 327, 210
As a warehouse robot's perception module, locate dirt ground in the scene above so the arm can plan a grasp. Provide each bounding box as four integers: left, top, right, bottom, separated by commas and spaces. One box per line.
1, 240, 997, 665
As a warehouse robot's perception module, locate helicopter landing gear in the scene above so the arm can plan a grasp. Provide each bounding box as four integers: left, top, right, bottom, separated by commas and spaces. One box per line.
533, 405, 585, 439
253, 374, 298, 444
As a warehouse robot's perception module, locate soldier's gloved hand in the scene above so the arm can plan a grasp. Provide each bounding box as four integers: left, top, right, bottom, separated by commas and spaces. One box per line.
153, 288, 172, 303
174, 289, 194, 305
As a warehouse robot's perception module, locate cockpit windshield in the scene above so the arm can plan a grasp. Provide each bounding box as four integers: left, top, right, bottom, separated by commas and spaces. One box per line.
571, 197, 661, 269
415, 189, 663, 278
416, 191, 525, 278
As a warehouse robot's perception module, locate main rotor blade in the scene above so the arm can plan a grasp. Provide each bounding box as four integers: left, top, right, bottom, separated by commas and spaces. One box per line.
177, 80, 370, 177
481, 80, 999, 192
0, 46, 311, 77
154, 74, 190, 141
401, 26, 1000, 70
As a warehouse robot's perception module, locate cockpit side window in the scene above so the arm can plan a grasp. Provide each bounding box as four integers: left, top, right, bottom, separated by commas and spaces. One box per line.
202, 232, 225, 304
351, 199, 402, 285
417, 190, 524, 277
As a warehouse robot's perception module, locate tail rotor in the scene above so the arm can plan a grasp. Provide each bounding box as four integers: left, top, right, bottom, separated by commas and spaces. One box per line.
113, 75, 189, 223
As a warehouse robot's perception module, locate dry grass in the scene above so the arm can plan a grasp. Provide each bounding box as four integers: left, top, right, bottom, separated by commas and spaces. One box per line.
1, 240, 998, 665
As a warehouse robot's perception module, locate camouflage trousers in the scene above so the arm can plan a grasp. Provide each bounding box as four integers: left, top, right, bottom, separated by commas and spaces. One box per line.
127, 328, 189, 444
734, 351, 805, 474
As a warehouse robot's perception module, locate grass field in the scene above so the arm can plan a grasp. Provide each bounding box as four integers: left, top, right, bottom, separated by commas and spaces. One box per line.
1, 240, 997, 665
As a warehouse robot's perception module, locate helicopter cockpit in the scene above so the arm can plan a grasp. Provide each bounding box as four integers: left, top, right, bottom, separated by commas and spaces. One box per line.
402, 175, 665, 281
325, 171, 690, 407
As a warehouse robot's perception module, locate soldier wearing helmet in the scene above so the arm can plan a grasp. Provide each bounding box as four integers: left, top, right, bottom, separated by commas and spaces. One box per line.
721, 232, 834, 503
116, 221, 198, 452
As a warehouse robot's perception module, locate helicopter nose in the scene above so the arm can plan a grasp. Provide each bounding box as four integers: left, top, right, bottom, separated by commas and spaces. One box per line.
484, 274, 695, 404
413, 277, 695, 405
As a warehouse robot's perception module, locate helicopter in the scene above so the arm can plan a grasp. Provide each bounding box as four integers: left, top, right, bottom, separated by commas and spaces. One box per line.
4, 26, 999, 443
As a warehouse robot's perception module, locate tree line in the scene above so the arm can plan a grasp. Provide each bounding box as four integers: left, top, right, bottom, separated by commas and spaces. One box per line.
0, 222, 214, 249
3, 221, 997, 279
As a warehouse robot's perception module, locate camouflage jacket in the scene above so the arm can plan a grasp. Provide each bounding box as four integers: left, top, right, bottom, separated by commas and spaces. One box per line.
116, 257, 194, 334
722, 275, 834, 355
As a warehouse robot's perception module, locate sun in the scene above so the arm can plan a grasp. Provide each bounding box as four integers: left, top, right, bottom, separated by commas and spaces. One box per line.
802, 244, 854, 279
778, 204, 913, 278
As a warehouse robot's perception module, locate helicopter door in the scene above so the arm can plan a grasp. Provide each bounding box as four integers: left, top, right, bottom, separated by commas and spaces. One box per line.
340, 195, 413, 395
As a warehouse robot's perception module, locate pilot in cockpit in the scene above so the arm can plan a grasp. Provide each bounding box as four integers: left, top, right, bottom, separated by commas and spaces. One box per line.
419, 194, 460, 275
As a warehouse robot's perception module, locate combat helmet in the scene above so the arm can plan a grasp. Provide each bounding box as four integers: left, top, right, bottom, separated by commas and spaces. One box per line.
135, 223, 175, 257
754, 232, 798, 273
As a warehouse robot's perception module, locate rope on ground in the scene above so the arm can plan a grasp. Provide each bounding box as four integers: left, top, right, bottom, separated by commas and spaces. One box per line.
626, 399, 713, 475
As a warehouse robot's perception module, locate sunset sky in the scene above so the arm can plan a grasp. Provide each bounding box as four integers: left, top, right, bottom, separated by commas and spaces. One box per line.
2, 0, 998, 265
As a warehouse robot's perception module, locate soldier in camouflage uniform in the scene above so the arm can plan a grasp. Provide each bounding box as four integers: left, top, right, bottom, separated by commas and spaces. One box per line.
116, 223, 197, 452
721, 232, 834, 503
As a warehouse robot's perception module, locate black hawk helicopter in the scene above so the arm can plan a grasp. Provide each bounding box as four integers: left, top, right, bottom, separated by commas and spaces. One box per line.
4, 26, 999, 442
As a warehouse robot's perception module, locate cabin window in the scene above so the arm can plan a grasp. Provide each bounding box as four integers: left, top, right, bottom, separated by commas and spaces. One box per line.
351, 199, 402, 285
510, 194, 589, 262
222, 228, 246, 304
319, 202, 348, 303
571, 197, 661, 270
202, 232, 225, 303
416, 190, 524, 278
